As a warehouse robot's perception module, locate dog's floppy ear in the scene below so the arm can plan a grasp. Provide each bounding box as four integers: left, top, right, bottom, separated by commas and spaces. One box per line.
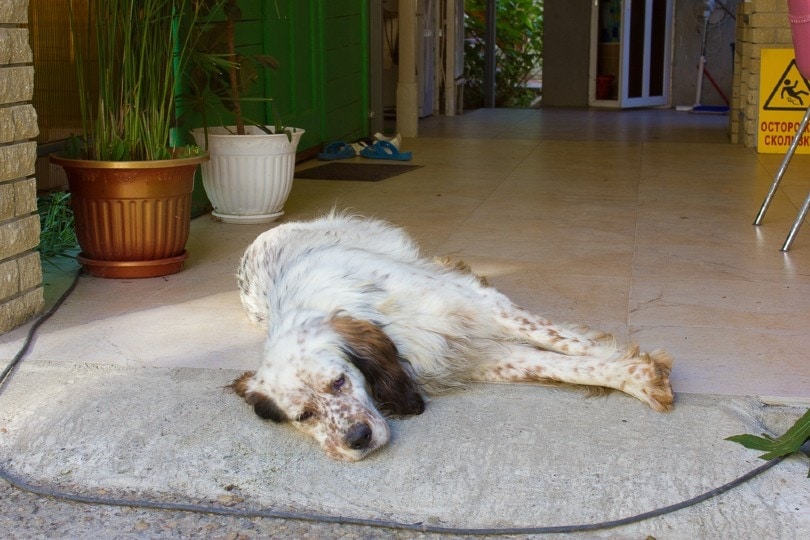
331, 315, 425, 416
228, 371, 288, 423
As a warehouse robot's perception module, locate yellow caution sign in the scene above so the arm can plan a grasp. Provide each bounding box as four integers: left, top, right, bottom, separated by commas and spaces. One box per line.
758, 48, 810, 154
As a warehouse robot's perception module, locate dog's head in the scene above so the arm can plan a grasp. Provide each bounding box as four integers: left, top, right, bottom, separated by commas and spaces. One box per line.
230, 313, 425, 461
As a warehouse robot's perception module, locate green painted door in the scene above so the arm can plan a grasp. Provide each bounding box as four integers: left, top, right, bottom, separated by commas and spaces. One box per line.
265, 0, 369, 150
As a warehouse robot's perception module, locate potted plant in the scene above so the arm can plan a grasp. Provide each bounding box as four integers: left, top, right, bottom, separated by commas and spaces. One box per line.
49, 0, 210, 278
188, 0, 304, 224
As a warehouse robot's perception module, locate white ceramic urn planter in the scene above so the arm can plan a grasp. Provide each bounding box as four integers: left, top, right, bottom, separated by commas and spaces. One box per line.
191, 126, 304, 224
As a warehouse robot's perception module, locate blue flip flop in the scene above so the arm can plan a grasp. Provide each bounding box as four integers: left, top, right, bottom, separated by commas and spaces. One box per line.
359, 140, 412, 161
318, 141, 355, 161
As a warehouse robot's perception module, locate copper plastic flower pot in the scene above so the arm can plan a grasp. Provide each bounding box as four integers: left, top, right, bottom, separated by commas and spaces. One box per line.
50, 153, 208, 278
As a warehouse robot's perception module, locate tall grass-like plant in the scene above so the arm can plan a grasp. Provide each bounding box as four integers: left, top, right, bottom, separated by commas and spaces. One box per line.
37, 192, 79, 258
67, 0, 212, 161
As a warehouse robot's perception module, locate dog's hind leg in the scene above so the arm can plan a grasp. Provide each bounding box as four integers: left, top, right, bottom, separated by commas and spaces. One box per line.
469, 342, 674, 412
489, 298, 614, 356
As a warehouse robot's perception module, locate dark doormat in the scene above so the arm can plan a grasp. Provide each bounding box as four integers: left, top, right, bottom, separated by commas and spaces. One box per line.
294, 162, 422, 182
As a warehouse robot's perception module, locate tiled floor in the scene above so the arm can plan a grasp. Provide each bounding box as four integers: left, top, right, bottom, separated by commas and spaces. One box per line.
3, 107, 810, 403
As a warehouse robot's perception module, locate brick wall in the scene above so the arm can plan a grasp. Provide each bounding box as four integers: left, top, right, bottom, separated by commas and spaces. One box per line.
731, 0, 794, 147
0, 0, 44, 334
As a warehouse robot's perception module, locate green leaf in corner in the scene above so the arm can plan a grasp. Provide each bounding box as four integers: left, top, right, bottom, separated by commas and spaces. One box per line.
726, 407, 810, 477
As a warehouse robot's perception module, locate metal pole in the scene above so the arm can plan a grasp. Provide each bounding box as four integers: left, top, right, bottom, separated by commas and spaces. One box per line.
484, 0, 496, 108
753, 106, 810, 226
444, 0, 456, 115
781, 191, 810, 251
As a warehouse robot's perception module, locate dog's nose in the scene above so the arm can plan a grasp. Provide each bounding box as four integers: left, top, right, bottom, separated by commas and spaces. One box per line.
345, 422, 373, 450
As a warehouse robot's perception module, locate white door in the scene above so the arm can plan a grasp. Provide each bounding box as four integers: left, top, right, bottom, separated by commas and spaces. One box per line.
590, 0, 673, 108
620, 0, 672, 107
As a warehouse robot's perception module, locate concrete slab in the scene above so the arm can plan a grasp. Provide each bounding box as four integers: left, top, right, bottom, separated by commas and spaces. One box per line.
1, 360, 808, 537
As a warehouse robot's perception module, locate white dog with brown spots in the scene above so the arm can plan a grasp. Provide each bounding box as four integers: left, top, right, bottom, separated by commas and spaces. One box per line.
231, 212, 674, 461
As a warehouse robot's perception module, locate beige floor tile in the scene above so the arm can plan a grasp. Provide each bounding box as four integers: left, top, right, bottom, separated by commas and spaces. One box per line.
641, 141, 763, 175
439, 235, 635, 278
635, 216, 808, 247
630, 277, 810, 331
632, 244, 810, 282
632, 325, 810, 399
782, 183, 810, 210
482, 268, 632, 331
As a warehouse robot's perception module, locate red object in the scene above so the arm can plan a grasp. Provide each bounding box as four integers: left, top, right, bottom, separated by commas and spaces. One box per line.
596, 75, 614, 100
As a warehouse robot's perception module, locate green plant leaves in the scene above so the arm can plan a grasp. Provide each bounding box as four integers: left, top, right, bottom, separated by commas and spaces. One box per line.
464, 0, 543, 108
38, 192, 79, 258
183, 0, 280, 135
726, 408, 810, 477
68, 0, 212, 161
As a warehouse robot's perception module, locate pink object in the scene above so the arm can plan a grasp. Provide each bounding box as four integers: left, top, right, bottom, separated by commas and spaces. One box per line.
789, 0, 810, 76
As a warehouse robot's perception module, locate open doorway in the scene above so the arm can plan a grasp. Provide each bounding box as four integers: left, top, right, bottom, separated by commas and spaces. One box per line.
463, 0, 544, 108
372, 0, 466, 133
589, 0, 673, 108
374, 0, 441, 123
370, 0, 544, 134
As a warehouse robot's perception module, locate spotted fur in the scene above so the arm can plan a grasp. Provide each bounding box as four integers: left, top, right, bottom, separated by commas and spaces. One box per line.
232, 212, 674, 461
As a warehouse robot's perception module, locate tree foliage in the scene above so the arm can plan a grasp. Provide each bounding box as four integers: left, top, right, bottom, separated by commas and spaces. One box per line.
464, 0, 543, 108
